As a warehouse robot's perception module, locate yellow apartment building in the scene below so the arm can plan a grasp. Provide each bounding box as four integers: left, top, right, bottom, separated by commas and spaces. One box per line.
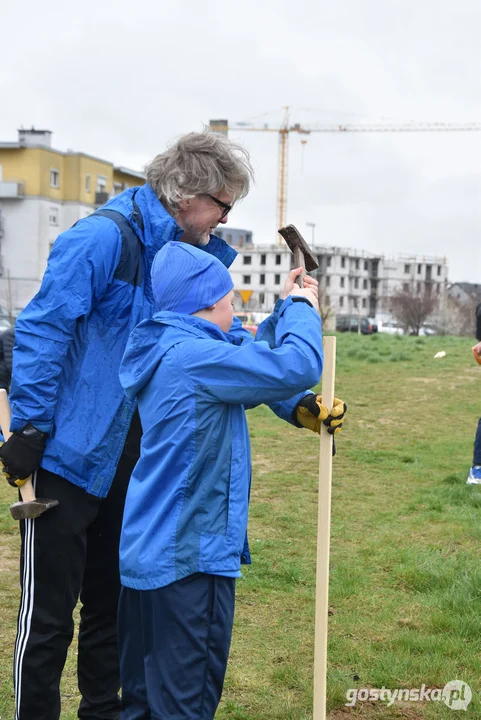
0, 128, 145, 314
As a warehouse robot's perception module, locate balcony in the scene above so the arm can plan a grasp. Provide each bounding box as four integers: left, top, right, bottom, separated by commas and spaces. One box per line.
0, 181, 25, 199
95, 191, 109, 207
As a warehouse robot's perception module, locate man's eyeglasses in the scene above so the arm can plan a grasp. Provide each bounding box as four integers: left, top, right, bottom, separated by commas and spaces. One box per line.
205, 194, 232, 220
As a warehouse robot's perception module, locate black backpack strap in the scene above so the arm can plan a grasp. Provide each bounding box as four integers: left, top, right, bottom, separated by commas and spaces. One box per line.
95, 208, 143, 287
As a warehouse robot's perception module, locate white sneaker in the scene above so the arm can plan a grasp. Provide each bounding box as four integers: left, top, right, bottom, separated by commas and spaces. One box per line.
467, 466, 481, 485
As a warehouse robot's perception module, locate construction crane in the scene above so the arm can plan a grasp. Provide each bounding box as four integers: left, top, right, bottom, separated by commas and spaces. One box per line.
209, 108, 481, 243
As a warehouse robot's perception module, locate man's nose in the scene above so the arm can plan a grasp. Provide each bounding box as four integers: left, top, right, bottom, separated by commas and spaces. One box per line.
219, 214, 229, 224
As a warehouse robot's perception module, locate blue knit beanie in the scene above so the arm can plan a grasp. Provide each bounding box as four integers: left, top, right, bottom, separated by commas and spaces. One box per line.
151, 241, 234, 314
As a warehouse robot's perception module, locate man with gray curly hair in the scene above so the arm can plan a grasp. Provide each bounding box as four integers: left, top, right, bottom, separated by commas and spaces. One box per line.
146, 132, 252, 245
0, 130, 258, 720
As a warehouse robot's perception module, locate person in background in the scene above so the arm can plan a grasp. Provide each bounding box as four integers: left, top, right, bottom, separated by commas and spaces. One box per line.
0, 325, 15, 391
467, 303, 481, 484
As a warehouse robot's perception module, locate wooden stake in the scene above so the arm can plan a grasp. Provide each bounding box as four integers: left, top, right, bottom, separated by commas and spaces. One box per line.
313, 335, 336, 719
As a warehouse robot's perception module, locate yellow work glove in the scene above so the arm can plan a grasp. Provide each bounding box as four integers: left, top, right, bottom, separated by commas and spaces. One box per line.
296, 394, 347, 435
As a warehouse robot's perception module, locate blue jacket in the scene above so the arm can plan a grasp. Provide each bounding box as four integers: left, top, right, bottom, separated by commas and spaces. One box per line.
8, 184, 239, 497
118, 297, 323, 589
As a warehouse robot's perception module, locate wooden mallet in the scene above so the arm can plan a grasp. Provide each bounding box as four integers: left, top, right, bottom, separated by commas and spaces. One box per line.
0, 389, 58, 520
278, 225, 319, 285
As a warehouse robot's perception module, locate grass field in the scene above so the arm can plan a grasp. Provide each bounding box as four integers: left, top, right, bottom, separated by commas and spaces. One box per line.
1, 331, 480, 718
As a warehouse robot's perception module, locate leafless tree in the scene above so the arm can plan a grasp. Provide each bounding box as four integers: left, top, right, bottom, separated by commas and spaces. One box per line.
319, 291, 334, 326
390, 288, 438, 335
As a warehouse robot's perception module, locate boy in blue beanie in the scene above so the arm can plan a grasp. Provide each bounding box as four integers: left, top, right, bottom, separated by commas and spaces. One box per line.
118, 241, 324, 719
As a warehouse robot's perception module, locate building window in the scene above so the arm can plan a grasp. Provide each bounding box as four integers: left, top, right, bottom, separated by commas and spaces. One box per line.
437, 265, 442, 276
437, 283, 441, 294
274, 293, 280, 302
418, 264, 422, 274
326, 256, 331, 267
226, 234, 232, 243
339, 296, 344, 307
362, 298, 367, 308
97, 175, 107, 192
243, 256, 252, 265
243, 275, 251, 284
353, 298, 358, 308
85, 174, 91, 193
363, 279, 368, 289
259, 292, 265, 304
364, 261, 368, 270
404, 264, 411, 274
239, 235, 244, 245
354, 278, 359, 289
326, 276, 330, 287
417, 282, 421, 293
341, 257, 346, 268
260, 273, 265, 285
50, 169, 60, 188
340, 277, 345, 288
275, 274, 281, 285
355, 259, 359, 270
275, 254, 281, 265
49, 207, 59, 226
403, 282, 409, 292
260, 254, 266, 265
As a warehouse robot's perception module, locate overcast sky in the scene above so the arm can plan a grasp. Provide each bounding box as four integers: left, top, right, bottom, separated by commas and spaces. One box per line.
1, 0, 480, 282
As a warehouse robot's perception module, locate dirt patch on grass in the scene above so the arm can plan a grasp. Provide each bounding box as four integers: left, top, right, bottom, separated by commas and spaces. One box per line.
0, 541, 18, 573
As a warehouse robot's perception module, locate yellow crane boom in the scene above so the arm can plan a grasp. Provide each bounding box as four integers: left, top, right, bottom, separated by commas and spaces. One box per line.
209, 108, 481, 243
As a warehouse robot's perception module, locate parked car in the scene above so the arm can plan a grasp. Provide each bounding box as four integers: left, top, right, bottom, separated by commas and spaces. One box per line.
378, 320, 404, 335
336, 315, 373, 335
368, 317, 378, 333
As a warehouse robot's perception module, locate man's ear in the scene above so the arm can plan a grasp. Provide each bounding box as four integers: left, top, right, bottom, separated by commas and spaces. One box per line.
177, 198, 190, 212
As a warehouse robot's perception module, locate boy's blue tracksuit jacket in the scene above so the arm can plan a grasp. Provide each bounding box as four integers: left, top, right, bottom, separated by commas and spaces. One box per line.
118, 298, 323, 589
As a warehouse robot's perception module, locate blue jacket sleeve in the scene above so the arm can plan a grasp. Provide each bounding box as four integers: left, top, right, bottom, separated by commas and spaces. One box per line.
228, 300, 316, 424
176, 298, 323, 407
9, 217, 122, 432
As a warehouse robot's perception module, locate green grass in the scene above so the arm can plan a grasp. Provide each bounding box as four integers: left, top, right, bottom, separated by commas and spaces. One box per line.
1, 332, 480, 718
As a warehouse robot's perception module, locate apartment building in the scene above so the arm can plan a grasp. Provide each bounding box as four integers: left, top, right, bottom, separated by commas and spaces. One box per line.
0, 128, 144, 313
226, 231, 449, 317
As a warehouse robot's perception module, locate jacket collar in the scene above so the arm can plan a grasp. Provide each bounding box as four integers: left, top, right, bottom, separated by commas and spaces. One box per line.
106, 184, 238, 270
151, 311, 243, 345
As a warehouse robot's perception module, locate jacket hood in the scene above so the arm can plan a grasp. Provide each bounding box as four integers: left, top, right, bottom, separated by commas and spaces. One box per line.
151, 241, 233, 314
120, 312, 229, 399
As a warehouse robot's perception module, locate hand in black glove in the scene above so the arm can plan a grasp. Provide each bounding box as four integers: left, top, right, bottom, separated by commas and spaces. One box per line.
296, 394, 347, 435
0, 423, 47, 488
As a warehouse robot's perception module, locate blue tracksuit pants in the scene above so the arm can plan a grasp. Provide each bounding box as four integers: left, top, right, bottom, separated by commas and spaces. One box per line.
118, 573, 236, 719
473, 418, 481, 466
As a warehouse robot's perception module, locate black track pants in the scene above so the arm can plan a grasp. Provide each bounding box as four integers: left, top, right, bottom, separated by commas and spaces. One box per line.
13, 413, 141, 720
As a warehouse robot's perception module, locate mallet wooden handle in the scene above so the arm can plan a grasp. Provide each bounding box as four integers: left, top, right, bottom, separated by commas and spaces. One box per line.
293, 246, 306, 287
313, 336, 336, 719
0, 389, 36, 503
